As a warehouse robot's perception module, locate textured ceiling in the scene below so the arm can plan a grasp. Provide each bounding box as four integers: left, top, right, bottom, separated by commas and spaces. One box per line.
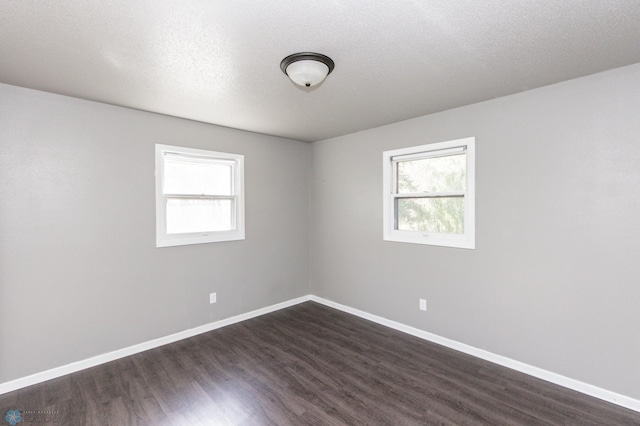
2, 1, 640, 142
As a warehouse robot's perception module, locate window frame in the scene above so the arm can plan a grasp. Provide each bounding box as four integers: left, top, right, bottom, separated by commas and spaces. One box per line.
383, 137, 475, 249
155, 144, 245, 248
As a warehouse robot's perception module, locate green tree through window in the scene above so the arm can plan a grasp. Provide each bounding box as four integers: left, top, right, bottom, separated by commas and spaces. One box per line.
396, 153, 465, 234
383, 137, 475, 249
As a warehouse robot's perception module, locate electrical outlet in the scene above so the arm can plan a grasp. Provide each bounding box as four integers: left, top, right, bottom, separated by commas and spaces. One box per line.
210, 292, 217, 304
419, 298, 427, 311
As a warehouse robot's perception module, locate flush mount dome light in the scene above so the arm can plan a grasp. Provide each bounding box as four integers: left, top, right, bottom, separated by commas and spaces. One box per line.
280, 52, 335, 87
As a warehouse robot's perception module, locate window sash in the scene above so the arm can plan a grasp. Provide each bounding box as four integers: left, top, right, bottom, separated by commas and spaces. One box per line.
162, 153, 236, 197
156, 144, 245, 247
382, 137, 475, 249
165, 197, 236, 234
163, 151, 236, 165
390, 151, 468, 233
392, 192, 465, 199
394, 196, 466, 234
391, 151, 467, 199
163, 194, 237, 200
391, 145, 466, 162
161, 158, 239, 233
163, 195, 238, 233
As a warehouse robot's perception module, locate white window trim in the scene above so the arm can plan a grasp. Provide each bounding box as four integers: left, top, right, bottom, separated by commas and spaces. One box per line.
383, 137, 475, 249
155, 144, 245, 248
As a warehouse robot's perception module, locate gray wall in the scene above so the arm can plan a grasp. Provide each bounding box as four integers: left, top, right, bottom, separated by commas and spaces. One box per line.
3, 63, 640, 402
310, 63, 640, 399
0, 83, 310, 383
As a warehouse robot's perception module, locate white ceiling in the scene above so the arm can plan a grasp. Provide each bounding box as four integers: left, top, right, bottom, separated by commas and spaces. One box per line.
2, 1, 640, 143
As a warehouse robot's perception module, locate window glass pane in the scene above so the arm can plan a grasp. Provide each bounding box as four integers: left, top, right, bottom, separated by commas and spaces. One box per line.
397, 197, 464, 234
397, 153, 465, 194
166, 198, 233, 234
164, 156, 232, 196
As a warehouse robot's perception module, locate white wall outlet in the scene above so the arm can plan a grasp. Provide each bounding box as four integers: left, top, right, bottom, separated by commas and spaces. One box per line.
419, 298, 427, 311
209, 292, 217, 304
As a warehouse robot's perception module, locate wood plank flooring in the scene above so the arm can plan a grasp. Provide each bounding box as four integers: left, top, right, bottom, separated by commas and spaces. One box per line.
1, 302, 638, 425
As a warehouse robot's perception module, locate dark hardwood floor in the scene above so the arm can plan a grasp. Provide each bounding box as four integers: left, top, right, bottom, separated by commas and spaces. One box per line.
1, 302, 638, 425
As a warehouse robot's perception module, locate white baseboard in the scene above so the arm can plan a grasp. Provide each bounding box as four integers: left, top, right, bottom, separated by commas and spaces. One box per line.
0, 295, 312, 396
309, 295, 640, 413
2, 293, 638, 414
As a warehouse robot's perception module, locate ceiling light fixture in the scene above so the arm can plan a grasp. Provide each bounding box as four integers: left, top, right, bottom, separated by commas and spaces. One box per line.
280, 52, 335, 88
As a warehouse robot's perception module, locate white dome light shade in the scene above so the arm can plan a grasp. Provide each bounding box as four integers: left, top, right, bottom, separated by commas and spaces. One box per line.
280, 52, 335, 88
286, 60, 329, 87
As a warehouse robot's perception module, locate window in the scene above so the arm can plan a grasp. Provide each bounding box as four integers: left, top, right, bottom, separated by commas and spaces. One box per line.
383, 137, 475, 249
155, 144, 244, 247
